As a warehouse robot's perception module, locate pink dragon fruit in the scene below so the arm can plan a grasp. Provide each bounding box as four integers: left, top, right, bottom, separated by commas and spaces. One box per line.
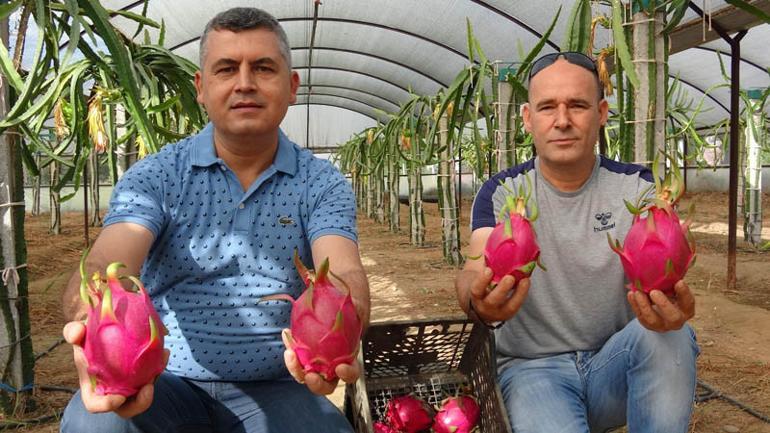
79, 256, 164, 397
484, 176, 545, 285
279, 252, 362, 381
373, 421, 399, 433
384, 395, 435, 433
608, 158, 696, 296
432, 395, 481, 433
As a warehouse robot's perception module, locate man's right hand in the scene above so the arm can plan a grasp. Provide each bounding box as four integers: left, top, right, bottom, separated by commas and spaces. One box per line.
468, 267, 531, 323
63, 321, 160, 418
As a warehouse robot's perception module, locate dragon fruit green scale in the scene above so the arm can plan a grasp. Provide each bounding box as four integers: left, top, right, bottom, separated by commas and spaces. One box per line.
280, 252, 362, 381
80, 259, 165, 397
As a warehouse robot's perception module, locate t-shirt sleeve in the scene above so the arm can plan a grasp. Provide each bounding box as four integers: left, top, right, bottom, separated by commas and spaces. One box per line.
103, 157, 167, 238
471, 178, 498, 230
306, 162, 357, 243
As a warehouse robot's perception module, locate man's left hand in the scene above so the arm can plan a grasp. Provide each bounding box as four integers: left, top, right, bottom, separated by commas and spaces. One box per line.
282, 329, 361, 395
627, 280, 695, 332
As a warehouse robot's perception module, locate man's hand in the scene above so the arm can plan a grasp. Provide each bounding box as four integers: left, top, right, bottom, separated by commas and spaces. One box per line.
627, 280, 695, 332
282, 329, 361, 395
63, 321, 167, 418
468, 267, 530, 323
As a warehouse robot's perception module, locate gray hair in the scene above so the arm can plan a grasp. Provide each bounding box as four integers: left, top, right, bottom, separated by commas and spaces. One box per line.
199, 7, 292, 70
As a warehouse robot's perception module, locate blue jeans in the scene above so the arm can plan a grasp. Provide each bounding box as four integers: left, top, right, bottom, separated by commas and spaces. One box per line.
60, 373, 353, 433
499, 319, 699, 433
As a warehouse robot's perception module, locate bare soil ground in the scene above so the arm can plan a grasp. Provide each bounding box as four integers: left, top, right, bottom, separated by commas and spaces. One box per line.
7, 191, 770, 432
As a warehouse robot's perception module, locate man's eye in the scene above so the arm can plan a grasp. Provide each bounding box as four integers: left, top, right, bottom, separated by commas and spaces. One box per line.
217, 67, 235, 74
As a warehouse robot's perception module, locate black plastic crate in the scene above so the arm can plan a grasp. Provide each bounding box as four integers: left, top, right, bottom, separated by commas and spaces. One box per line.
345, 317, 512, 433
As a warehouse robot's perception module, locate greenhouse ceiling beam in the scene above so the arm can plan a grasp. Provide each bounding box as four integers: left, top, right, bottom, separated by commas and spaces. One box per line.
690, 46, 767, 74
669, 0, 770, 54
291, 102, 382, 123
169, 18, 470, 63
305, 0, 321, 160
293, 66, 415, 96
298, 84, 401, 108
673, 76, 730, 113
293, 46, 448, 88
296, 91, 395, 114
306, 145, 342, 154
470, 0, 560, 51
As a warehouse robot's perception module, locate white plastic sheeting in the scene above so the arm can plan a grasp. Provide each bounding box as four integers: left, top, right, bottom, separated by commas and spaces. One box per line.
97, 0, 769, 149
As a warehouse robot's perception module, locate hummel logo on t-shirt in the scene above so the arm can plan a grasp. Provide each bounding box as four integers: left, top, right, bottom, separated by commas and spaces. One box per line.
593, 212, 615, 232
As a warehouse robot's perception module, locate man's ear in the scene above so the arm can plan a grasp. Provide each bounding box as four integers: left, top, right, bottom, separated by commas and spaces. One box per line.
194, 71, 204, 105
598, 98, 609, 126
521, 103, 532, 133
289, 71, 300, 104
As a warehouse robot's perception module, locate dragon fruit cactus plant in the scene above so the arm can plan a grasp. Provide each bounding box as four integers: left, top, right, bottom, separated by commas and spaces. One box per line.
432, 395, 481, 433
78, 253, 165, 397
608, 157, 696, 296
384, 394, 435, 433
483, 174, 545, 285
279, 252, 362, 381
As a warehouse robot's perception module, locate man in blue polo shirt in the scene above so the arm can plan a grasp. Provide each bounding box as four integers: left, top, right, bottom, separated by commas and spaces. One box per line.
455, 52, 699, 432
60, 7, 369, 433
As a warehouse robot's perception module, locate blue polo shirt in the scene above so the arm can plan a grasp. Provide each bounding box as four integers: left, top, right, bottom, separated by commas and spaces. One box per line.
103, 124, 357, 381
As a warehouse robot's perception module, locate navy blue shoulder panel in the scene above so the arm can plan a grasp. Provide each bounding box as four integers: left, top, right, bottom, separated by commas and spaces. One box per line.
472, 159, 536, 230
599, 155, 653, 182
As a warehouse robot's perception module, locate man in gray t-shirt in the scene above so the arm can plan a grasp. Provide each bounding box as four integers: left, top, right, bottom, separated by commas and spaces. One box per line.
455, 52, 699, 433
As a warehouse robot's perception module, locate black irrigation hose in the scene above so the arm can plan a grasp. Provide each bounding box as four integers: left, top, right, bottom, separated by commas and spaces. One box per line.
0, 410, 62, 430
37, 385, 76, 393
696, 379, 770, 424
34, 337, 66, 361
0, 386, 74, 431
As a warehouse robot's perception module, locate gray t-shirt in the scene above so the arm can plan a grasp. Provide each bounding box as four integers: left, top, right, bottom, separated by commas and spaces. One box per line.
470, 155, 654, 367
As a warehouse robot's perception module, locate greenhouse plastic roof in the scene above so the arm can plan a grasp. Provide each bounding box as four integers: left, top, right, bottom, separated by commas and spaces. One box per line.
100, 0, 770, 150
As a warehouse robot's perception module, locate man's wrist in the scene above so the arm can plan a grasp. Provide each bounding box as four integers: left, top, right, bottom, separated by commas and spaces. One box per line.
468, 298, 505, 330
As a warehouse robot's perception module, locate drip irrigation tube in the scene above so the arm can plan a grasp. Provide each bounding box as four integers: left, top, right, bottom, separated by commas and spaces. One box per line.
696, 379, 770, 423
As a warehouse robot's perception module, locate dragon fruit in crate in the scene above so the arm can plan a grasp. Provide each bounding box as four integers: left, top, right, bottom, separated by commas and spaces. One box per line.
384, 394, 435, 433
78, 253, 165, 397
373, 421, 399, 433
483, 174, 546, 285
608, 157, 696, 296
432, 395, 481, 433
279, 252, 363, 381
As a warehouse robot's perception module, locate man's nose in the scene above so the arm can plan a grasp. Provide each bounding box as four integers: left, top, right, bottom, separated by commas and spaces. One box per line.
235, 66, 257, 91
554, 104, 570, 128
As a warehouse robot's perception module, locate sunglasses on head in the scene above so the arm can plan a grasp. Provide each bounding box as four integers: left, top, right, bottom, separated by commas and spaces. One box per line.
528, 51, 603, 98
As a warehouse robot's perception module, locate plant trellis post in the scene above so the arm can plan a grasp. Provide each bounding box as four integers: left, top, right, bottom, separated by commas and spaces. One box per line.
743, 90, 765, 246
437, 112, 462, 265
0, 17, 34, 416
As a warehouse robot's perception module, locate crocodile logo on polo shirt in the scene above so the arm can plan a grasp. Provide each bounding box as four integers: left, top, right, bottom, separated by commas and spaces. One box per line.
593, 212, 615, 232
278, 216, 295, 226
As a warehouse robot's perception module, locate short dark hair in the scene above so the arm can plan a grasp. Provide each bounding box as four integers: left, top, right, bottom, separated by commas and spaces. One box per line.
199, 7, 291, 69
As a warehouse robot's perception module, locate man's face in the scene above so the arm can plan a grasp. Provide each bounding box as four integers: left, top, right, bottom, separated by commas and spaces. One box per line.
195, 28, 299, 142
523, 59, 608, 168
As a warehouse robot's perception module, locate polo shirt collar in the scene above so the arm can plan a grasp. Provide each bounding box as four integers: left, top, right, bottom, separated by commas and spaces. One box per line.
190, 123, 297, 176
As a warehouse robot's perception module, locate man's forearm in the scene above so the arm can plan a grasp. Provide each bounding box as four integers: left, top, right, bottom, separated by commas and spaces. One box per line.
62, 270, 89, 322
334, 268, 370, 329
455, 269, 479, 316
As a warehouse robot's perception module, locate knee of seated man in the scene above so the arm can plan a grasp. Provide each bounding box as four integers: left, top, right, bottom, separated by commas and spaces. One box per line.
60, 395, 131, 433
627, 319, 699, 363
